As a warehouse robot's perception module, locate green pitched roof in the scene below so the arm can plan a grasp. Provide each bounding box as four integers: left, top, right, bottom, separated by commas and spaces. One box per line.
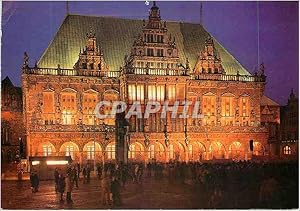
38, 14, 251, 76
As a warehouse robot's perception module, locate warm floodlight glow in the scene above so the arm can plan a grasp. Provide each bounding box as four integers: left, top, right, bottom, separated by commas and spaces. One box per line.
46, 160, 68, 165
32, 161, 40, 165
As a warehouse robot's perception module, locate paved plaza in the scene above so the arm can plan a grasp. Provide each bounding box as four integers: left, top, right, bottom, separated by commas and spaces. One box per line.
1, 176, 202, 209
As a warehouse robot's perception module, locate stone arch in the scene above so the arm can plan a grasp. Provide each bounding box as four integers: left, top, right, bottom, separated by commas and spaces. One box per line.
59, 141, 80, 161
188, 141, 206, 161
253, 141, 265, 156
229, 141, 245, 160
128, 141, 145, 161
83, 141, 102, 160
37, 141, 56, 156
148, 141, 166, 162
61, 87, 77, 93
168, 141, 186, 161
221, 92, 235, 97
209, 141, 226, 159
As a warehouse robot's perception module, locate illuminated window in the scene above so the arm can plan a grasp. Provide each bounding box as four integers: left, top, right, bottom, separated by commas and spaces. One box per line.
83, 92, 98, 125
129, 144, 135, 159
168, 85, 176, 101
169, 144, 174, 159
188, 144, 193, 158
148, 85, 156, 101
221, 96, 234, 117
202, 94, 216, 126
87, 146, 95, 159
106, 144, 115, 159
43, 91, 55, 124
43, 145, 52, 156
156, 85, 165, 101
61, 92, 77, 125
283, 146, 291, 155
65, 146, 74, 158
149, 144, 155, 159
239, 96, 250, 117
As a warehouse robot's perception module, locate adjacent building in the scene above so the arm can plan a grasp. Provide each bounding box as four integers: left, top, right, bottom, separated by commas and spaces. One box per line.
280, 89, 299, 159
1, 77, 25, 163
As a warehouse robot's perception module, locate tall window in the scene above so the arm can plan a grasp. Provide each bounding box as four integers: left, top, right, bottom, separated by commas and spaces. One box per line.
221, 95, 234, 126
82, 92, 98, 125
128, 84, 144, 103
188, 144, 193, 158
156, 85, 165, 102
149, 144, 155, 159
169, 144, 174, 160
168, 85, 176, 101
43, 91, 55, 125
148, 85, 156, 101
65, 146, 74, 158
87, 146, 95, 159
239, 96, 250, 126
157, 49, 164, 57
283, 145, 291, 155
202, 94, 216, 125
106, 144, 115, 159
147, 48, 154, 56
43, 145, 52, 156
61, 92, 77, 125
129, 144, 135, 159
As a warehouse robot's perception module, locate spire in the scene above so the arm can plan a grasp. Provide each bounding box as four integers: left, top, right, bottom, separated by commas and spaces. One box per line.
147, 1, 161, 29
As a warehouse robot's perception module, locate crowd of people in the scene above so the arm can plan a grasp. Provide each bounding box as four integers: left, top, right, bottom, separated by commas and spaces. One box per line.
30, 160, 298, 208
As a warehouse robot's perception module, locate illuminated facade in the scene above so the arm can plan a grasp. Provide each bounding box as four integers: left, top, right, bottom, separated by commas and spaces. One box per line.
22, 3, 270, 163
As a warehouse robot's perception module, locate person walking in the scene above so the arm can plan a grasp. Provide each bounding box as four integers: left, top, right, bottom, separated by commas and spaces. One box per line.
54, 168, 59, 192
58, 174, 66, 203
65, 173, 73, 204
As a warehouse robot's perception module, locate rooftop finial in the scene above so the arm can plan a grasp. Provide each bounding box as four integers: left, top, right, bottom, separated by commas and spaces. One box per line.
200, 2, 203, 25
66, 1, 69, 15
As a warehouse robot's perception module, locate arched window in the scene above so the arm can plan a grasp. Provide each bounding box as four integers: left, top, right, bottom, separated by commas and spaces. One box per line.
106, 142, 115, 160
43, 145, 52, 156
283, 145, 291, 155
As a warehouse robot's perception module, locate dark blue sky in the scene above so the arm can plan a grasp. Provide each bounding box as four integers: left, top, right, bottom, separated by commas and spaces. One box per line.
2, 1, 298, 105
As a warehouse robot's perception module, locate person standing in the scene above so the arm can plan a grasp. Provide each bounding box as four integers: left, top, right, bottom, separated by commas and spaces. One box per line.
65, 173, 73, 204
82, 166, 87, 184
111, 175, 121, 206
58, 174, 66, 203
101, 171, 112, 206
87, 165, 91, 184
72, 167, 78, 188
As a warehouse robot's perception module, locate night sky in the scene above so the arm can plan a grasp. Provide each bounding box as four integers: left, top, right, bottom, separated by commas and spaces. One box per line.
1, 1, 298, 105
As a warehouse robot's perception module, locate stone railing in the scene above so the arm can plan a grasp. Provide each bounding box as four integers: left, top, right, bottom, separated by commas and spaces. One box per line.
30, 124, 115, 132
192, 73, 266, 82
23, 67, 120, 78
187, 125, 268, 133
126, 67, 187, 76
125, 67, 265, 82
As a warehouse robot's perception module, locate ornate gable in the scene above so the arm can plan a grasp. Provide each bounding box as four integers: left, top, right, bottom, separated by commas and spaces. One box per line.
74, 29, 109, 73
123, 2, 189, 76
193, 36, 224, 75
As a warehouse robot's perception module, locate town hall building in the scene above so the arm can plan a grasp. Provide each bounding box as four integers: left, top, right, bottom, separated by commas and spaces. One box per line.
22, 2, 269, 164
